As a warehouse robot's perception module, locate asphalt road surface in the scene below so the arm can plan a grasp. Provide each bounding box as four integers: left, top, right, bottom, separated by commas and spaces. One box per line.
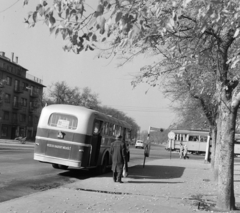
0, 144, 207, 203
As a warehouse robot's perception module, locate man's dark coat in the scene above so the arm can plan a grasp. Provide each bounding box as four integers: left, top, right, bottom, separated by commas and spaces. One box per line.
110, 139, 127, 172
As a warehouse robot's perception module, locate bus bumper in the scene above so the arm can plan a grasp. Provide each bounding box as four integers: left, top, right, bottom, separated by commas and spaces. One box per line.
34, 154, 82, 168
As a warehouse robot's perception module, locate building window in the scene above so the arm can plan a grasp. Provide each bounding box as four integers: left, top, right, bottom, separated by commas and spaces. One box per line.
21, 98, 27, 107
3, 111, 10, 120
23, 82, 28, 91
14, 79, 19, 91
20, 114, 26, 122
28, 115, 33, 125
4, 93, 11, 103
13, 96, 18, 106
12, 112, 17, 123
1, 125, 8, 137
6, 76, 12, 86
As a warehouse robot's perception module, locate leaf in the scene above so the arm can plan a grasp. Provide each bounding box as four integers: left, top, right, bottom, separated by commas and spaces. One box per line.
43, 1, 47, 7
55, 28, 60, 37
66, 8, 70, 19
92, 34, 97, 42
50, 26, 56, 34
23, 0, 29, 6
88, 46, 94, 51
95, 4, 104, 17
32, 11, 37, 23
49, 16, 56, 28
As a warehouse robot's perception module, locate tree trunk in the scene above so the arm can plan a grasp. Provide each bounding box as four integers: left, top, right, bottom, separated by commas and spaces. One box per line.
216, 102, 236, 210
210, 126, 217, 169
214, 117, 221, 182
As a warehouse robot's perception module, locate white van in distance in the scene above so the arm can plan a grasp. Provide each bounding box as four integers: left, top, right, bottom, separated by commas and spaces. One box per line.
135, 140, 144, 149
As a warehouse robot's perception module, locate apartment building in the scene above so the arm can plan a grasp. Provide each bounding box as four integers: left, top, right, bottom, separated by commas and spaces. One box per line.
0, 52, 45, 140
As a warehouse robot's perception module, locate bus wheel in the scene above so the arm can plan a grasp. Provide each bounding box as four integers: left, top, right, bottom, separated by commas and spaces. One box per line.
52, 164, 59, 169
58, 165, 68, 170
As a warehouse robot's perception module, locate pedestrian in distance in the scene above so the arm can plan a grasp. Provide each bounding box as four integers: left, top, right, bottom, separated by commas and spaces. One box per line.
179, 143, 184, 159
110, 134, 128, 183
183, 144, 189, 159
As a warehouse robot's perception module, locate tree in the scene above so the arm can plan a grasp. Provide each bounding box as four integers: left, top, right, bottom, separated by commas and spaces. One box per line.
162, 63, 221, 178
23, 0, 240, 210
47, 81, 101, 108
97, 105, 140, 138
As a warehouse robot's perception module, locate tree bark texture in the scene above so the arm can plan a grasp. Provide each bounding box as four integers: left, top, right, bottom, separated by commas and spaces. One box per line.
214, 117, 221, 182
216, 102, 236, 210
210, 126, 217, 169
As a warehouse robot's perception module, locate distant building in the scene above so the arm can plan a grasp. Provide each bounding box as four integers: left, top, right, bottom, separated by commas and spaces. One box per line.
0, 51, 45, 140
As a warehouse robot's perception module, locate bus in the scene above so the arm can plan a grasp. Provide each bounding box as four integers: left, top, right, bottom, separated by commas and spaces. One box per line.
34, 104, 132, 174
166, 129, 240, 155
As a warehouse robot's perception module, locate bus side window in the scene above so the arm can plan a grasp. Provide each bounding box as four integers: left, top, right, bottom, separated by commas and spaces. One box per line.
189, 136, 194, 141
109, 123, 113, 136
113, 124, 116, 136
114, 125, 119, 136
101, 122, 106, 135
200, 136, 207, 142
93, 121, 100, 134
105, 122, 109, 135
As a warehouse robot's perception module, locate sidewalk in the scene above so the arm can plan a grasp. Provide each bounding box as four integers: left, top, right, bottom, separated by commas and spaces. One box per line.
1, 157, 240, 213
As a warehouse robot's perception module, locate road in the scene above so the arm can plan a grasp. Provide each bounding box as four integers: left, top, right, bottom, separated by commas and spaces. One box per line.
0, 143, 207, 203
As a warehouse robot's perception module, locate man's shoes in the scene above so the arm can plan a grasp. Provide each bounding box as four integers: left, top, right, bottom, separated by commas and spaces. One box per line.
117, 180, 123, 183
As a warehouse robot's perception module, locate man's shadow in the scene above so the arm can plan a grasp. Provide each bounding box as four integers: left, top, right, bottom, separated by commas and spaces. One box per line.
98, 164, 185, 184
126, 165, 185, 180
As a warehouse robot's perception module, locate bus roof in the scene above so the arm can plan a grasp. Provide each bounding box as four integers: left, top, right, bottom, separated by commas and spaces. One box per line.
38, 104, 132, 133
171, 129, 209, 136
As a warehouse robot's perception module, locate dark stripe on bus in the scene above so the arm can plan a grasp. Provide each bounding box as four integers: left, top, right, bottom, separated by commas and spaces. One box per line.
36, 128, 92, 144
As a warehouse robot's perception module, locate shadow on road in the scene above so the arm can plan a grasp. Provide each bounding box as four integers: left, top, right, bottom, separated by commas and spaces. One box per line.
126, 165, 185, 180
58, 165, 185, 181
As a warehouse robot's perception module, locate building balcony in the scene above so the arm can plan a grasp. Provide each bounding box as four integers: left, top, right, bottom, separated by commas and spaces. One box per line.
12, 102, 22, 110
30, 90, 39, 98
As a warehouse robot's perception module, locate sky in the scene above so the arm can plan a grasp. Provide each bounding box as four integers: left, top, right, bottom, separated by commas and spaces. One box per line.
0, 0, 177, 131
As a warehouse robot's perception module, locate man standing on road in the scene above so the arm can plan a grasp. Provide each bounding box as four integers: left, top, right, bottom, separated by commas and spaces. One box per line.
110, 134, 127, 183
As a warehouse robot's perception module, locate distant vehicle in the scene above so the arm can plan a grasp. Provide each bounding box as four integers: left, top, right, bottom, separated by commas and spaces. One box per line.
166, 129, 210, 154
34, 104, 132, 174
135, 140, 144, 149
166, 129, 240, 155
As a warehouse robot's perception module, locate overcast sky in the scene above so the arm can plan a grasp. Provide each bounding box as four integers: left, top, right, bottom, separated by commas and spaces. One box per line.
0, 0, 177, 131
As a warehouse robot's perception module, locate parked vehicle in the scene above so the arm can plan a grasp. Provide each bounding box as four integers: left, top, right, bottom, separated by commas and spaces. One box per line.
135, 140, 144, 149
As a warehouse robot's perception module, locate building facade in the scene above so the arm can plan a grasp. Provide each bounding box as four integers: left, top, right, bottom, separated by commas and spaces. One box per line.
0, 52, 45, 140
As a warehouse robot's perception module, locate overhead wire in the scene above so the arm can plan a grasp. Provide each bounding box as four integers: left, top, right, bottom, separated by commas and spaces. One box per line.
0, 0, 20, 13
102, 104, 171, 113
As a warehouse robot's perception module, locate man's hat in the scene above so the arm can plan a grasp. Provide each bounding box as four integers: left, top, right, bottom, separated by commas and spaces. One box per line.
116, 134, 122, 139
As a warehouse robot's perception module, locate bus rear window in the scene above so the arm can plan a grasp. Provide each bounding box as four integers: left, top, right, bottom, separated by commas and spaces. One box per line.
48, 113, 78, 130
